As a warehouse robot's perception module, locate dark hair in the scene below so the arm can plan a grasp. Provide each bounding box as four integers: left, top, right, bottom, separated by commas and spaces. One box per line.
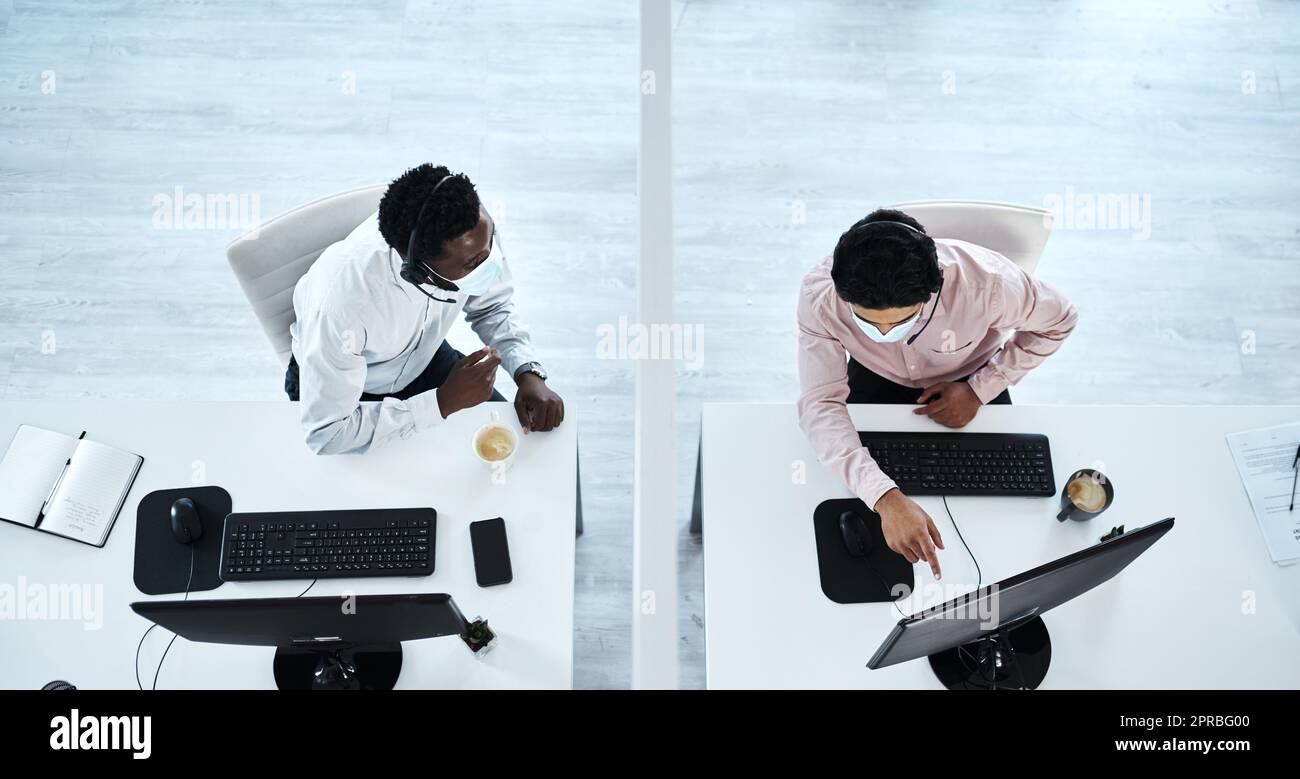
378, 164, 481, 263
831, 209, 941, 309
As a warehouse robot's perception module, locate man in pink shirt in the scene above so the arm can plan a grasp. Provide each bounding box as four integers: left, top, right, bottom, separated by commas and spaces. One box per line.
797, 209, 1078, 580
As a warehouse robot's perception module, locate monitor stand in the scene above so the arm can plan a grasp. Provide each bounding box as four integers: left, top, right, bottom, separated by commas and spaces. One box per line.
273, 642, 403, 690
927, 615, 1051, 690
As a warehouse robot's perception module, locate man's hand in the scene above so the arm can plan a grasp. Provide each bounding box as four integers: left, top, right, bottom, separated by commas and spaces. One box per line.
436, 347, 501, 418
875, 488, 945, 580
913, 380, 982, 428
514, 371, 564, 433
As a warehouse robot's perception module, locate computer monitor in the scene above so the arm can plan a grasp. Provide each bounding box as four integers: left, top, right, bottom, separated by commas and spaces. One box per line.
866, 517, 1174, 689
131, 593, 481, 690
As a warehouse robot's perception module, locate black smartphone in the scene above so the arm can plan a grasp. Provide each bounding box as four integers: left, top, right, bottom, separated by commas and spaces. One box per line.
470, 517, 512, 587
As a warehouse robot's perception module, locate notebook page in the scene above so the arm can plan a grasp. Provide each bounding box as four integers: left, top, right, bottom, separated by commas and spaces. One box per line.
0, 425, 80, 527
40, 438, 142, 544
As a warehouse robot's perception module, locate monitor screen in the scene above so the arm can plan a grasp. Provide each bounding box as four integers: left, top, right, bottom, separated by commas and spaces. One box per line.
867, 518, 1174, 670
131, 593, 468, 648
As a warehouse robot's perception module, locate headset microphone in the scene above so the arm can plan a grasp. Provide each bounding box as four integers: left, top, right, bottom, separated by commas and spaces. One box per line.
905, 274, 943, 346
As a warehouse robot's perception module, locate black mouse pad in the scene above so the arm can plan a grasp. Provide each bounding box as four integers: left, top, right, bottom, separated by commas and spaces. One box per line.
133, 486, 230, 595
813, 498, 915, 604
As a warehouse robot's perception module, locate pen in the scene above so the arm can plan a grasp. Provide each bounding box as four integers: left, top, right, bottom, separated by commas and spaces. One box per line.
34, 431, 85, 527
1290, 443, 1299, 512
36, 456, 72, 527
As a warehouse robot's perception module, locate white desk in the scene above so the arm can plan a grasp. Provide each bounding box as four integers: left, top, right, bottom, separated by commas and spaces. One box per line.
700, 403, 1300, 689
0, 401, 576, 690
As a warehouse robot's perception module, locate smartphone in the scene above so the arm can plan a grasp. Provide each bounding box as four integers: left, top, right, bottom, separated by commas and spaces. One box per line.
470, 517, 513, 587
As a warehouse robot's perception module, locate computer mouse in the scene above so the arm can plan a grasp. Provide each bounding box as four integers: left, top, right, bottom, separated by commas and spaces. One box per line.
170, 498, 202, 544
839, 511, 873, 558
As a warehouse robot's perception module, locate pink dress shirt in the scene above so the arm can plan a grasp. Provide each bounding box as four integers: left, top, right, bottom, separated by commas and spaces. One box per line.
796, 238, 1078, 510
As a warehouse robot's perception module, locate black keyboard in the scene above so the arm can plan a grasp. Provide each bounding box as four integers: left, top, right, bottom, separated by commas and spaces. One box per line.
858, 431, 1056, 497
219, 508, 436, 582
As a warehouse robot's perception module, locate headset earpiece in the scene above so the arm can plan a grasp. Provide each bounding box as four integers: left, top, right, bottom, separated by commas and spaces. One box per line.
402, 173, 457, 280
398, 172, 459, 303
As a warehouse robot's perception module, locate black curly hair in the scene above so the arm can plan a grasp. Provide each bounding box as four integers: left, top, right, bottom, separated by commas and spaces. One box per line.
378, 164, 481, 264
831, 209, 942, 310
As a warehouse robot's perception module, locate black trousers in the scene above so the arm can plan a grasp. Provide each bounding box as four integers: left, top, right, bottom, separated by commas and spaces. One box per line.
846, 358, 1012, 405
284, 340, 507, 403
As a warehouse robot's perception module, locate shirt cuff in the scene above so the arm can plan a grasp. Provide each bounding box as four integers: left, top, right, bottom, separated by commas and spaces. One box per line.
405, 389, 447, 428
498, 347, 538, 380
965, 368, 1010, 405
858, 472, 899, 512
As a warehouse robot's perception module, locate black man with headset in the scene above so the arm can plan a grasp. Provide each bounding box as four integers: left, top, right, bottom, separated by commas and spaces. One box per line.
285, 164, 564, 454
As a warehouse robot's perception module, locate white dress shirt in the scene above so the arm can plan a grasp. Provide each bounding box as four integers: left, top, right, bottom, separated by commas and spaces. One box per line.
289, 211, 537, 454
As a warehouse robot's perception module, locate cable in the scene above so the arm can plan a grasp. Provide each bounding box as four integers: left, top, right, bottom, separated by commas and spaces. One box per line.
133, 625, 157, 690
867, 563, 909, 620
942, 497, 1034, 689
942, 495, 981, 592
139, 544, 195, 691
139, 558, 317, 689
152, 635, 178, 691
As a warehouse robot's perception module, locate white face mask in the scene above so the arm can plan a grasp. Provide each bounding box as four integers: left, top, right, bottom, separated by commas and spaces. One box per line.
447, 239, 504, 296
429, 232, 504, 297
853, 307, 921, 344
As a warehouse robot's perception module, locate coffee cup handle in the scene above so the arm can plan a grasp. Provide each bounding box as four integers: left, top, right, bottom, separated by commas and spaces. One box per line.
489, 409, 500, 424
1056, 506, 1072, 522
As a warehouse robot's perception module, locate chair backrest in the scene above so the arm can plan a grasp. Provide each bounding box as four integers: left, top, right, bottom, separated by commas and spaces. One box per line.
883, 199, 1053, 275
226, 184, 386, 366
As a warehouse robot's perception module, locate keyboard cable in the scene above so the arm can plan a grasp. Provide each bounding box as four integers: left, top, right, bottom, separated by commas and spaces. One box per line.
942, 494, 982, 592
943, 494, 1014, 685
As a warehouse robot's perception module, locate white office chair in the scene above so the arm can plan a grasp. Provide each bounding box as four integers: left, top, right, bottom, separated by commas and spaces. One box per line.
226, 184, 386, 366
883, 199, 1053, 275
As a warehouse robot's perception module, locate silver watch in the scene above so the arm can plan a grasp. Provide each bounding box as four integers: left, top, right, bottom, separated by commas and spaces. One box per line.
516, 361, 548, 381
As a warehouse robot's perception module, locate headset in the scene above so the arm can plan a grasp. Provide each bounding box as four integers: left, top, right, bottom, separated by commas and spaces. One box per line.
842, 218, 944, 346
396, 173, 460, 304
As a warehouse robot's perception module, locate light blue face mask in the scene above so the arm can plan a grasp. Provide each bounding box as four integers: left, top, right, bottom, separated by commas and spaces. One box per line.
448, 240, 504, 296
853, 307, 921, 344
430, 234, 504, 297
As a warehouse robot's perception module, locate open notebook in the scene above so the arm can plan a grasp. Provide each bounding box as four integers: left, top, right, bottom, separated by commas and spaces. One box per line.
0, 425, 143, 547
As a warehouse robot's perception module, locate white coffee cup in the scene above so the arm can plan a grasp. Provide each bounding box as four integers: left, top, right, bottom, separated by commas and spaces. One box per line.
472, 410, 518, 474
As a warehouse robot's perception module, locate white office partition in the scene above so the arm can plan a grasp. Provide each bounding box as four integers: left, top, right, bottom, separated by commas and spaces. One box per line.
632, 0, 678, 689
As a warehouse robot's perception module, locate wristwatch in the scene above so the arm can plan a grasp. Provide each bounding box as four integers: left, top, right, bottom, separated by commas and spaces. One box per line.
515, 361, 548, 381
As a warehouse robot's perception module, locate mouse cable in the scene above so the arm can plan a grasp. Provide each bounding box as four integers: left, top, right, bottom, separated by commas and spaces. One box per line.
152, 634, 179, 690
868, 563, 909, 620
140, 571, 318, 689
138, 545, 195, 690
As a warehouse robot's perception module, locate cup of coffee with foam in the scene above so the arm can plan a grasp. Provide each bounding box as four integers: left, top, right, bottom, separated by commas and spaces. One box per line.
1057, 468, 1113, 522
472, 410, 518, 474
